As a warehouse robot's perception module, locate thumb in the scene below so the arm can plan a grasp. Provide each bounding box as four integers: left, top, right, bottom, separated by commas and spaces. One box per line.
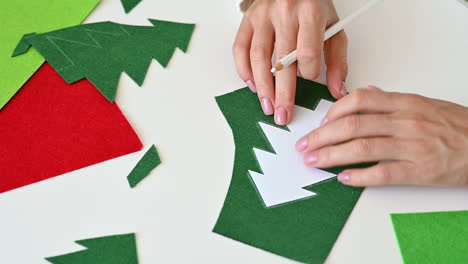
324, 30, 348, 99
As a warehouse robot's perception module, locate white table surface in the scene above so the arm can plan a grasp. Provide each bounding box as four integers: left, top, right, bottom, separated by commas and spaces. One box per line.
1, 0, 467, 263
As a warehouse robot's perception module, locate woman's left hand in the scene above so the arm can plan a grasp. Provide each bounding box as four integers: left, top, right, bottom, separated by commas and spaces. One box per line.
295, 86, 468, 187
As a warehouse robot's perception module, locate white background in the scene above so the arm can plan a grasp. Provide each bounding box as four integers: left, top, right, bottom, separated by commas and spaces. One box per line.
1, 0, 468, 263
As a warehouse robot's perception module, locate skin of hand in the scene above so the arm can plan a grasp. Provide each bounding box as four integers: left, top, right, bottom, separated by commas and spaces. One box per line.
295, 86, 468, 187
233, 0, 348, 126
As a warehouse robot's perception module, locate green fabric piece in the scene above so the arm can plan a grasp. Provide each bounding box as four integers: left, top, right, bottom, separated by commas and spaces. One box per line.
0, 0, 99, 110
127, 145, 161, 188
12, 19, 195, 102
391, 210, 468, 264
213, 78, 370, 263
46, 233, 138, 264
121, 0, 142, 13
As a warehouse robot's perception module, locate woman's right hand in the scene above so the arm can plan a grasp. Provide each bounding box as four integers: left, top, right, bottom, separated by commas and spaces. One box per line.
233, 0, 349, 125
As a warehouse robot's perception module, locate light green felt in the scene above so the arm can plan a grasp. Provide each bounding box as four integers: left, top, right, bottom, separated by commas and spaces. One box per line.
213, 78, 370, 263
128, 145, 161, 188
0, 0, 99, 110
391, 210, 468, 264
13, 19, 195, 102
121, 0, 142, 13
46, 233, 139, 264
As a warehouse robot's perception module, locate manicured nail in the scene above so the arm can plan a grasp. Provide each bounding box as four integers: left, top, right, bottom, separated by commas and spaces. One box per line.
304, 152, 318, 166
295, 136, 308, 152
341, 81, 347, 97
245, 80, 257, 93
337, 172, 350, 183
368, 85, 382, 91
275, 106, 288, 125
320, 117, 328, 126
261, 97, 274, 115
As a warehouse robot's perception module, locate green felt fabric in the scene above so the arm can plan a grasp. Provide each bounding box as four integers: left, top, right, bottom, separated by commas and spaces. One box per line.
128, 145, 161, 188
0, 0, 99, 110
213, 78, 370, 263
391, 210, 468, 264
13, 19, 195, 102
121, 0, 142, 13
46, 233, 138, 264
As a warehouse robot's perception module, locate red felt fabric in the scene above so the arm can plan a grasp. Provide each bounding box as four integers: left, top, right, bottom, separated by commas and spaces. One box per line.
0, 63, 143, 193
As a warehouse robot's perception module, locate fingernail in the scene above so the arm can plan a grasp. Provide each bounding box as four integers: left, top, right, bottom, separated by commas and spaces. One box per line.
261, 98, 274, 115
337, 172, 350, 183
295, 136, 308, 152
304, 152, 318, 166
245, 80, 257, 93
368, 85, 382, 91
341, 81, 347, 97
320, 117, 328, 126
275, 106, 288, 125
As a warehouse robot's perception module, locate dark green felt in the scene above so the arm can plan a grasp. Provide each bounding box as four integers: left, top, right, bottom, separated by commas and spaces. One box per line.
128, 145, 161, 188
391, 210, 468, 264
121, 0, 142, 13
13, 19, 195, 102
213, 78, 370, 263
46, 233, 138, 264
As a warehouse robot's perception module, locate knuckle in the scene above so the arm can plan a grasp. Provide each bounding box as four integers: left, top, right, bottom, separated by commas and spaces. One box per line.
276, 89, 293, 102
342, 115, 361, 133
308, 131, 321, 147
297, 48, 321, 64
375, 167, 392, 185
232, 41, 247, 55
354, 139, 372, 156
401, 94, 425, 107
305, 3, 324, 22
350, 88, 370, 106
318, 148, 331, 165
250, 46, 269, 63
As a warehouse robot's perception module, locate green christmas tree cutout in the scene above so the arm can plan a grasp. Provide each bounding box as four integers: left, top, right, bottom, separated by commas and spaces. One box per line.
12, 19, 195, 102
213, 78, 370, 263
46, 233, 138, 264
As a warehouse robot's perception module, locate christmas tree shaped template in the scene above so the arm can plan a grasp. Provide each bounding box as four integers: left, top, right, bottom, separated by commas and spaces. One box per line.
213, 78, 369, 263
12, 19, 195, 102
46, 233, 139, 264
250, 101, 336, 207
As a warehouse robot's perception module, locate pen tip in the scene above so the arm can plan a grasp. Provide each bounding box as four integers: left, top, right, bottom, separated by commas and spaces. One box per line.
271, 68, 277, 73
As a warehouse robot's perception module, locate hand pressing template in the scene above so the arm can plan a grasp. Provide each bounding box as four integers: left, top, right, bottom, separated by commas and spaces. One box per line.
296, 87, 468, 187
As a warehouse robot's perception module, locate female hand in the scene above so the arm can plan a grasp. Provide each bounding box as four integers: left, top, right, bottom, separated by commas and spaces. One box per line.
233, 0, 348, 125
295, 87, 468, 187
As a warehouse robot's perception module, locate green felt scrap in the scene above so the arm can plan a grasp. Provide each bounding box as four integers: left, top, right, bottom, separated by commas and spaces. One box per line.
121, 0, 142, 13
213, 78, 370, 263
46, 233, 138, 264
13, 19, 195, 102
0, 0, 99, 110
128, 145, 161, 188
391, 210, 468, 264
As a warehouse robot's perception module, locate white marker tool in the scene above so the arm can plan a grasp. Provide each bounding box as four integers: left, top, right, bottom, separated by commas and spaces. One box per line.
271, 0, 384, 73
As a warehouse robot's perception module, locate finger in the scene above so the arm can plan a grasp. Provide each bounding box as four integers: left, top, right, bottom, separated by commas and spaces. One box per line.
336, 161, 415, 187
325, 88, 400, 123
325, 30, 348, 99
297, 4, 325, 82
303, 137, 407, 169
233, 17, 256, 92
296, 114, 395, 153
273, 4, 298, 125
250, 20, 275, 115
323, 3, 348, 100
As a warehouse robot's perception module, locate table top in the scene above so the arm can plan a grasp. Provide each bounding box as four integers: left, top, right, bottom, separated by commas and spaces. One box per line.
1, 0, 467, 263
